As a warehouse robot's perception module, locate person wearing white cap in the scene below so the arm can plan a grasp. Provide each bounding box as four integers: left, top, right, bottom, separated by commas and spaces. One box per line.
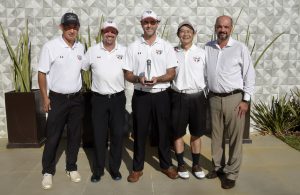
82, 20, 126, 182
123, 9, 179, 182
171, 21, 207, 180
38, 12, 84, 189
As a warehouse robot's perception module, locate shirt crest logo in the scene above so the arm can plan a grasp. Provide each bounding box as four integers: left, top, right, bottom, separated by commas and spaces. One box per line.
116, 55, 123, 60
77, 55, 82, 60
193, 57, 201, 62
156, 50, 163, 55
97, 56, 101, 59
174, 47, 181, 52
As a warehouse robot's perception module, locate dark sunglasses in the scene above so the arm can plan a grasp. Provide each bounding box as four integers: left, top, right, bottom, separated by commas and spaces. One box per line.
102, 29, 118, 35
141, 20, 158, 25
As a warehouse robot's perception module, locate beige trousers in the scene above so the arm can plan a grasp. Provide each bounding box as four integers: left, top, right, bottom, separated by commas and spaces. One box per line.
209, 93, 245, 180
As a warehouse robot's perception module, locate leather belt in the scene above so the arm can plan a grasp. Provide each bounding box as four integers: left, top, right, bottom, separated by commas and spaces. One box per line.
92, 91, 124, 99
49, 90, 80, 98
210, 89, 243, 97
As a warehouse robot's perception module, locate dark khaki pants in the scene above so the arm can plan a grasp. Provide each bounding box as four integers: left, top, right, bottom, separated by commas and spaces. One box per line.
209, 93, 245, 180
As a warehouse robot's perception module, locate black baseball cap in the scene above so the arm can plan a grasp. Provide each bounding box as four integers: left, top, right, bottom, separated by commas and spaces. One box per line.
61, 12, 80, 26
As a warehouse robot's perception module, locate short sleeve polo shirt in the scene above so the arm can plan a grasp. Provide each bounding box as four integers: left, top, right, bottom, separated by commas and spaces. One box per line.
82, 42, 126, 94
123, 36, 178, 90
38, 36, 84, 94
172, 44, 206, 91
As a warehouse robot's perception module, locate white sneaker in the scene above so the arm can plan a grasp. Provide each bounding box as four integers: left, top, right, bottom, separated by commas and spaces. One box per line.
177, 164, 190, 179
42, 173, 53, 189
66, 171, 81, 182
192, 165, 205, 179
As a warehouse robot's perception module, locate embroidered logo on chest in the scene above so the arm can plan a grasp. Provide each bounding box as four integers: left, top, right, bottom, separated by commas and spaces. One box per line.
193, 57, 201, 62
97, 56, 101, 59
174, 47, 181, 52
156, 50, 163, 55
77, 55, 82, 60
116, 55, 123, 60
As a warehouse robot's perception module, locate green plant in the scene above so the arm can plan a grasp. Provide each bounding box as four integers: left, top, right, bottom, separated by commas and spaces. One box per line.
289, 88, 300, 131
78, 15, 104, 92
0, 20, 32, 92
251, 93, 299, 137
160, 18, 169, 40
232, 8, 285, 68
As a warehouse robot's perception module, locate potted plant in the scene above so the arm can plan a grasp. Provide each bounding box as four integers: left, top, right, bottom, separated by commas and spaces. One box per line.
78, 16, 104, 147
0, 20, 46, 148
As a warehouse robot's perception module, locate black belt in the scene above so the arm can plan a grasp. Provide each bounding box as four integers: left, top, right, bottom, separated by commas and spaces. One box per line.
92, 91, 124, 98
210, 89, 243, 97
49, 90, 80, 98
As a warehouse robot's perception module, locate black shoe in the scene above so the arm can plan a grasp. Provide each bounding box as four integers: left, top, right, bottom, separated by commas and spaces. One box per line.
221, 178, 236, 189
90, 174, 101, 183
206, 170, 225, 179
110, 171, 122, 181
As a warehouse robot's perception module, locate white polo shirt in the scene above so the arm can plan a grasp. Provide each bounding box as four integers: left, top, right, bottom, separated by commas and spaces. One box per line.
172, 44, 206, 92
82, 42, 126, 94
205, 37, 255, 101
123, 36, 178, 90
38, 36, 84, 94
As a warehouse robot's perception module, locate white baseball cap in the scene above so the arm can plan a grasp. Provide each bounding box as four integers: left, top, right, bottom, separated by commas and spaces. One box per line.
101, 20, 118, 32
177, 20, 195, 32
140, 9, 160, 21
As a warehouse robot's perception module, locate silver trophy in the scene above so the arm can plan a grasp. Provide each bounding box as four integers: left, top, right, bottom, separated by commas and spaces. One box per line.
145, 59, 152, 83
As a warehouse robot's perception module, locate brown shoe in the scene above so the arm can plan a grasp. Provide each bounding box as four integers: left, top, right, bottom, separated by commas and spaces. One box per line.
206, 170, 225, 179
127, 171, 143, 183
161, 167, 178, 179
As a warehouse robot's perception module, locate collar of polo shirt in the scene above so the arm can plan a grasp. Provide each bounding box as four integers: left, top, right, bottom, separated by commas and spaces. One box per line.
177, 44, 197, 52
140, 35, 161, 45
100, 41, 119, 51
59, 35, 78, 49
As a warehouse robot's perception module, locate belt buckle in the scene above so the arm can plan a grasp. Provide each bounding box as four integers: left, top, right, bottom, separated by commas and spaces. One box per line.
108, 94, 111, 99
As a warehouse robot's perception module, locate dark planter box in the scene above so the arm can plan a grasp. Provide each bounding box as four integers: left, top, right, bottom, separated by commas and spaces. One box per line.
5, 90, 46, 148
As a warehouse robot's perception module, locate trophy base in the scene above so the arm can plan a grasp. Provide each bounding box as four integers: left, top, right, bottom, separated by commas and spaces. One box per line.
144, 80, 153, 84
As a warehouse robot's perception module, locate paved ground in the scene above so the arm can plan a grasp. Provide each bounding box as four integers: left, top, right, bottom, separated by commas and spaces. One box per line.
0, 134, 299, 195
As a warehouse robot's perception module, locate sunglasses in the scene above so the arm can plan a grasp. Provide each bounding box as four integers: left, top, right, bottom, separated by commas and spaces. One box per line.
102, 29, 118, 35
141, 20, 158, 25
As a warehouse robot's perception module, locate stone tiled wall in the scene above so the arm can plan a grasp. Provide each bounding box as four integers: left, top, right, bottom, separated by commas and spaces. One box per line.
0, 0, 299, 137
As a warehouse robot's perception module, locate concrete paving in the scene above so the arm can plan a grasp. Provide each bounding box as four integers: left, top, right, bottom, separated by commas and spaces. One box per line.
0, 134, 299, 195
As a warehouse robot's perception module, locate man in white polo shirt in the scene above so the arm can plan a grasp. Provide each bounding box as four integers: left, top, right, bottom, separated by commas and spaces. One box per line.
171, 21, 207, 180
38, 12, 84, 189
82, 20, 126, 182
123, 9, 178, 182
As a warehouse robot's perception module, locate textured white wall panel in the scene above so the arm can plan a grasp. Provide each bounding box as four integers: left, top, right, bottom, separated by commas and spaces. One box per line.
0, 0, 299, 137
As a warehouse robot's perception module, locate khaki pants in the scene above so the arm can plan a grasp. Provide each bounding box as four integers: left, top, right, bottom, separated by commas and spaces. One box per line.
209, 93, 245, 180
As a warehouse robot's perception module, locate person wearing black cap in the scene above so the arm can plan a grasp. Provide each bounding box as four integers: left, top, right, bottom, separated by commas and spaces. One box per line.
38, 12, 84, 190
82, 20, 126, 182
171, 21, 207, 180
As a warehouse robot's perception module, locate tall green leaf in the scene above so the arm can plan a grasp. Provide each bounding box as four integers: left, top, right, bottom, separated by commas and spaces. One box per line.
0, 20, 31, 92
